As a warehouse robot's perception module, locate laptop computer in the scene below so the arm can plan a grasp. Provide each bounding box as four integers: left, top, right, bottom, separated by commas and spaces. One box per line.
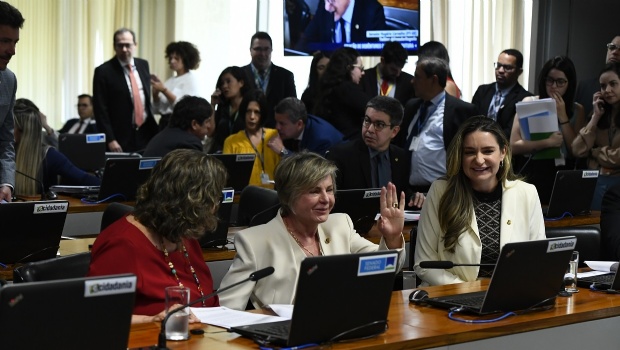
211, 153, 256, 192
543, 170, 599, 218
58, 133, 107, 172
331, 188, 380, 234
420, 236, 577, 315
97, 157, 160, 201
0, 200, 69, 264
0, 274, 136, 350
200, 188, 234, 248
231, 251, 397, 346
577, 262, 620, 289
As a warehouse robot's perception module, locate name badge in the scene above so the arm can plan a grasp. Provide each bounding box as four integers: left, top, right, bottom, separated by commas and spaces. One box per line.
409, 136, 421, 152
260, 172, 270, 184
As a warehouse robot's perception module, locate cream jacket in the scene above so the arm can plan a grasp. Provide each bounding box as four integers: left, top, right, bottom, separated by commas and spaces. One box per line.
414, 179, 546, 286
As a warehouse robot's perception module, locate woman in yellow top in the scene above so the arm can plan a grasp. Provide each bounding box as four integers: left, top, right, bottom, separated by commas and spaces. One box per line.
223, 89, 280, 185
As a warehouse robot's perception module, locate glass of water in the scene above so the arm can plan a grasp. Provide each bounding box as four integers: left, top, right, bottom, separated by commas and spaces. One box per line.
564, 251, 579, 293
165, 286, 190, 340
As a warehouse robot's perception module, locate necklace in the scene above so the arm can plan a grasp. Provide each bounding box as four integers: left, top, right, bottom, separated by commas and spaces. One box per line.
161, 237, 206, 307
284, 218, 321, 257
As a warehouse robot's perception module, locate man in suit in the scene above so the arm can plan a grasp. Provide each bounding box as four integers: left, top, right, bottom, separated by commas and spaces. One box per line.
360, 41, 415, 107
575, 35, 620, 117
471, 48, 533, 139
59, 94, 98, 134
326, 96, 424, 208
242, 32, 296, 128
298, 0, 386, 52
267, 97, 343, 156
93, 28, 158, 153
397, 57, 478, 193
0, 2, 23, 202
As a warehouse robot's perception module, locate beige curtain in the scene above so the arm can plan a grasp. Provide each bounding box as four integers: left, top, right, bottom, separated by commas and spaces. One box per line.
9, 0, 174, 129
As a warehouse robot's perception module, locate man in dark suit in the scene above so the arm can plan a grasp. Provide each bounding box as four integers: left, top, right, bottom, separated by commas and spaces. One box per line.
93, 28, 158, 153
59, 94, 98, 134
242, 32, 296, 128
298, 0, 386, 52
360, 41, 415, 107
471, 49, 533, 139
396, 57, 478, 193
326, 96, 424, 208
267, 97, 343, 156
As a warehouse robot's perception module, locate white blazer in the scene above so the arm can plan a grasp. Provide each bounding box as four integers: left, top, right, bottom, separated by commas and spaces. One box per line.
414, 179, 546, 286
219, 212, 406, 310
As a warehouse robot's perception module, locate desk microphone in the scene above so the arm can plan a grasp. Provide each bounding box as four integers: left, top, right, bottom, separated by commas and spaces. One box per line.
15, 170, 58, 200
418, 261, 496, 269
152, 266, 275, 350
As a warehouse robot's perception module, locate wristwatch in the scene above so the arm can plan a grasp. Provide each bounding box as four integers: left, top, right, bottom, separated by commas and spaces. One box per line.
280, 148, 289, 156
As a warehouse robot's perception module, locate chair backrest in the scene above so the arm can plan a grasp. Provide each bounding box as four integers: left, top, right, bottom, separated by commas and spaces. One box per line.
249, 204, 281, 227
545, 226, 601, 266
13, 252, 92, 283
100, 202, 134, 231
601, 184, 620, 261
236, 186, 279, 226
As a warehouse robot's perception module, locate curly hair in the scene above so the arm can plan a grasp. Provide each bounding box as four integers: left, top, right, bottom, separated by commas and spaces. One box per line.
133, 149, 228, 242
165, 41, 201, 71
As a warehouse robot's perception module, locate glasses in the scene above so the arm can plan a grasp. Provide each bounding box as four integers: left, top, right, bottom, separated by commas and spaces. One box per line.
325, 0, 336, 3
363, 116, 392, 131
76, 104, 90, 108
607, 43, 620, 51
352, 64, 364, 71
545, 77, 568, 88
494, 62, 517, 72
251, 46, 272, 53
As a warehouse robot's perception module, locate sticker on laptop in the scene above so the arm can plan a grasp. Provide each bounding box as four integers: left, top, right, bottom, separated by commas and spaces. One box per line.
33, 202, 68, 214
85, 133, 106, 143
546, 238, 577, 253
222, 189, 234, 203
363, 189, 381, 199
236, 154, 256, 162
582, 170, 599, 178
358, 253, 397, 276
138, 159, 160, 170
84, 275, 137, 298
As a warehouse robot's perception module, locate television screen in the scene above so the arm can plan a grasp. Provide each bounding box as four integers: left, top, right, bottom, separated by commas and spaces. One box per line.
284, 0, 420, 56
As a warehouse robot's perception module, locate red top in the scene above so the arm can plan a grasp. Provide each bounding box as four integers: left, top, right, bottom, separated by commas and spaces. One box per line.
87, 216, 218, 316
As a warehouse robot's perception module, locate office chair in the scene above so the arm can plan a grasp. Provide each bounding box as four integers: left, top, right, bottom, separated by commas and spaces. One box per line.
100, 202, 134, 231
235, 186, 279, 226
249, 204, 281, 227
13, 252, 91, 283
545, 226, 601, 267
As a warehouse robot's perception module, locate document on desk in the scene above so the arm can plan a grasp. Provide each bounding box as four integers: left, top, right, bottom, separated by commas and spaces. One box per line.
191, 306, 289, 329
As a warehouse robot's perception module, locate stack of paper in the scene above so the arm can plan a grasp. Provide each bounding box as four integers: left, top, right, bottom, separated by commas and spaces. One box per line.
515, 98, 561, 160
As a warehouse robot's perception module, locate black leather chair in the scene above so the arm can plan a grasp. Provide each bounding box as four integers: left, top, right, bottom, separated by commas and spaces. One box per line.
545, 226, 601, 267
235, 186, 280, 226
100, 202, 134, 231
13, 252, 91, 283
601, 184, 620, 261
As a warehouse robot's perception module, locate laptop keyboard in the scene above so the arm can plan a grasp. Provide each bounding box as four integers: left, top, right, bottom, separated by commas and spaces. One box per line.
251, 321, 291, 338
443, 295, 485, 308
582, 274, 614, 284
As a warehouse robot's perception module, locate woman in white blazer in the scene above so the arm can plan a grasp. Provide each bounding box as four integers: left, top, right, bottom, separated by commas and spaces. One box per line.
414, 116, 546, 286
219, 152, 407, 310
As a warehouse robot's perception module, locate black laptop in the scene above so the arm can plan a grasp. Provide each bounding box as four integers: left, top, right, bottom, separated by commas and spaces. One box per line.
544, 170, 599, 218
0, 200, 69, 264
200, 188, 234, 248
231, 251, 397, 346
58, 133, 107, 171
0, 274, 136, 350
420, 237, 577, 315
211, 153, 256, 192
97, 157, 160, 201
331, 188, 380, 234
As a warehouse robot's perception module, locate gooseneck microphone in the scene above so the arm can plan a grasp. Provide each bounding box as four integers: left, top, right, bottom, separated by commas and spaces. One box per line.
15, 170, 58, 200
152, 266, 275, 350
418, 261, 496, 269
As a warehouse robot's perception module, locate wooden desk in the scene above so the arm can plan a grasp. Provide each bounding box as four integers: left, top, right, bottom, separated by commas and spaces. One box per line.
544, 210, 601, 227
127, 281, 620, 349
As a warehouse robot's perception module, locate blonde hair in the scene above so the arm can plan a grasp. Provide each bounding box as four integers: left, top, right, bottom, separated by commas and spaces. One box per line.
13, 103, 46, 196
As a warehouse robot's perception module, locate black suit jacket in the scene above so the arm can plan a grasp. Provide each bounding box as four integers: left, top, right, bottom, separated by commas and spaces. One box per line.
299, 0, 386, 50
93, 57, 158, 152
395, 93, 478, 150
359, 65, 415, 107
325, 138, 411, 200
58, 118, 98, 134
471, 82, 533, 139
242, 63, 296, 128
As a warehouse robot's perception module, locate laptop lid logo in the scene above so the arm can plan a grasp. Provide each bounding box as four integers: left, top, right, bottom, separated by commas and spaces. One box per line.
582, 170, 599, 178
84, 276, 137, 298
138, 159, 160, 170
85, 133, 106, 143
33, 202, 68, 214
358, 253, 397, 276
222, 189, 234, 203
236, 154, 256, 162
363, 190, 381, 198
547, 238, 577, 253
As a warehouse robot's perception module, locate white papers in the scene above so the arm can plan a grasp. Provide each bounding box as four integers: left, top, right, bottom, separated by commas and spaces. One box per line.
191, 306, 289, 329
515, 98, 561, 159
585, 261, 618, 272
267, 304, 294, 318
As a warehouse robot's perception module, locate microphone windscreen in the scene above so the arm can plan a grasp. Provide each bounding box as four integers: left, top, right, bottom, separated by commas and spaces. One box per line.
249, 266, 275, 281
419, 261, 454, 269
